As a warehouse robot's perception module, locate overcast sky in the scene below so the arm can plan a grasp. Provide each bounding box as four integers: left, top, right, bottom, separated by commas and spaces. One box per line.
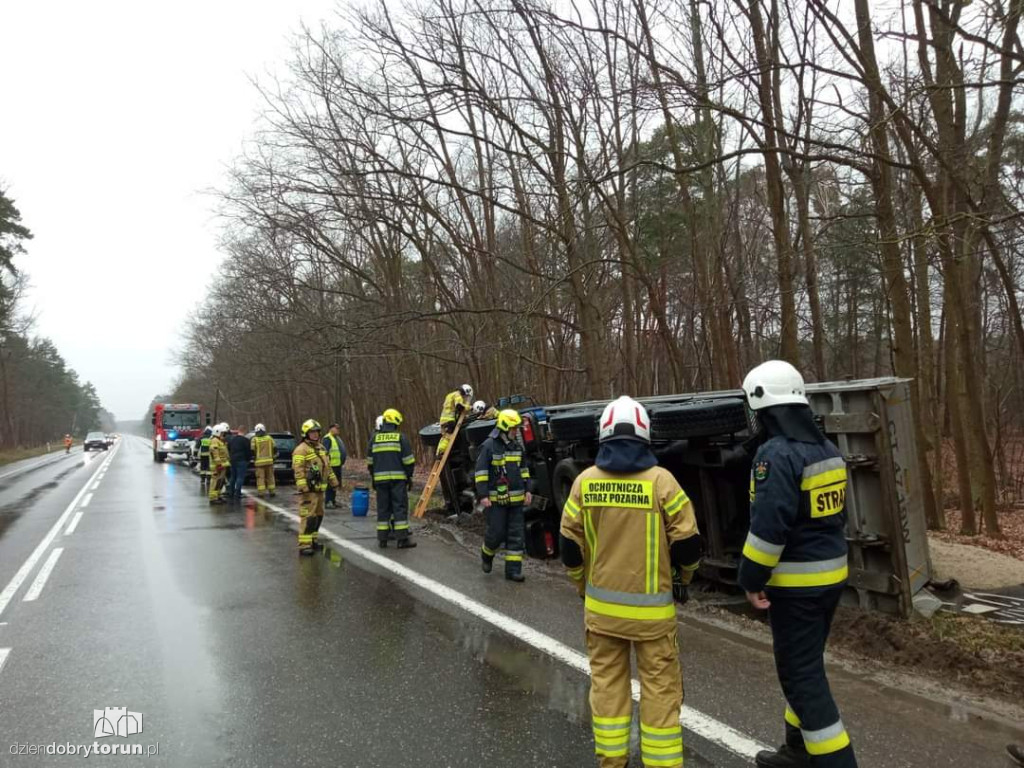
0, 0, 338, 421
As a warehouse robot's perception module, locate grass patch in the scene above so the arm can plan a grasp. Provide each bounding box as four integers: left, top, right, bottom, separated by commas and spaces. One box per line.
0, 444, 54, 467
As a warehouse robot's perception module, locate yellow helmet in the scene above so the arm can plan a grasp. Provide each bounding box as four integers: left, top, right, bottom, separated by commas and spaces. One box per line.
496, 409, 522, 432
301, 418, 322, 436
382, 408, 403, 426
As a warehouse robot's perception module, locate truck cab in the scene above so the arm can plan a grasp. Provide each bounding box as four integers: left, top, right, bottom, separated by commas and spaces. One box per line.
152, 403, 209, 462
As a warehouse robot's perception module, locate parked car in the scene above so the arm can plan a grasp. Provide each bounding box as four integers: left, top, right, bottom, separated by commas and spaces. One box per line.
84, 432, 109, 452
243, 432, 297, 485
420, 380, 933, 618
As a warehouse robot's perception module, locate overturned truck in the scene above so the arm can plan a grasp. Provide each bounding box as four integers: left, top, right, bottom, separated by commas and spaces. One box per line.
419, 378, 932, 617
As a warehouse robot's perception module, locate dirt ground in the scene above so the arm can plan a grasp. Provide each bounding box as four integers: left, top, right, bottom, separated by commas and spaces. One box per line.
928, 535, 1024, 588
931, 505, 1024, 561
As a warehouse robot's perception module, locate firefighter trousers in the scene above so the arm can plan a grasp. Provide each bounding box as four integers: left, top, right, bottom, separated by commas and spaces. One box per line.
199, 456, 210, 483
375, 480, 410, 542
255, 465, 275, 495
767, 586, 856, 768
481, 504, 525, 577
209, 467, 227, 501
586, 629, 684, 768
298, 491, 325, 551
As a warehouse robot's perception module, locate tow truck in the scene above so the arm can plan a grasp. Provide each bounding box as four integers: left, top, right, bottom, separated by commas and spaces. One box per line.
420, 378, 932, 617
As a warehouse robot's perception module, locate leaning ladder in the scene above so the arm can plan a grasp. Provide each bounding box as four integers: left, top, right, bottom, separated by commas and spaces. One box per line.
413, 414, 466, 518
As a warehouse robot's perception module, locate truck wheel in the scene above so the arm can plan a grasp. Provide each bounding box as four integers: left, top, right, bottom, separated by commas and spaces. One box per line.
465, 419, 496, 446
552, 458, 584, 514
153, 452, 166, 462
549, 410, 601, 442
418, 424, 442, 449
650, 398, 749, 441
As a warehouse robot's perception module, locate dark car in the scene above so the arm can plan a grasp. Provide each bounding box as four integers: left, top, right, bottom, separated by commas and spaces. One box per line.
84, 431, 109, 451
244, 432, 296, 485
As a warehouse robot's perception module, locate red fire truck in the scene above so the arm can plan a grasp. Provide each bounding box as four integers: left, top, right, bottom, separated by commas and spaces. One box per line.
151, 402, 209, 462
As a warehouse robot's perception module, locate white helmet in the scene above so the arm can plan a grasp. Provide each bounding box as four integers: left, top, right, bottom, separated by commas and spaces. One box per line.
472, 400, 486, 415
460, 383, 474, 399
254, 423, 266, 433
375, 415, 384, 431
213, 424, 226, 437
599, 396, 651, 443
742, 360, 808, 410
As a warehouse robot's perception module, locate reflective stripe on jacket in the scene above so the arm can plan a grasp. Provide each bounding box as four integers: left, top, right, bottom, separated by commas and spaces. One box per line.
251, 435, 275, 467
366, 429, 415, 483
208, 436, 229, 468
440, 391, 468, 425
292, 440, 333, 492
474, 433, 532, 505
737, 436, 849, 594
560, 465, 699, 641
198, 437, 211, 457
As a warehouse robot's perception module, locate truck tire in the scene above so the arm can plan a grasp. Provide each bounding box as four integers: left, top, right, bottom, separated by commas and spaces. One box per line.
650, 398, 748, 441
549, 410, 601, 442
465, 419, 495, 446
418, 424, 441, 449
153, 451, 166, 462
552, 458, 584, 514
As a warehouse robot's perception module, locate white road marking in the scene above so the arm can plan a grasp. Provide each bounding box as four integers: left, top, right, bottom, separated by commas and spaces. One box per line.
0, 648, 9, 676
80, 493, 93, 508
0, 445, 117, 619
65, 512, 84, 536
250, 493, 768, 759
90, 482, 101, 491
23, 548, 64, 602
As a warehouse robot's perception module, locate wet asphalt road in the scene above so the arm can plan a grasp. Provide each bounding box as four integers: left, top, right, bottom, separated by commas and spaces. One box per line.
0, 437, 1020, 767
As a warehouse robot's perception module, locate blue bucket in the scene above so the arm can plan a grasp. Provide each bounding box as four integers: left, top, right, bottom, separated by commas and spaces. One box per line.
351, 486, 370, 517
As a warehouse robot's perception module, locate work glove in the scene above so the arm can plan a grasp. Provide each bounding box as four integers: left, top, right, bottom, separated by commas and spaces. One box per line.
672, 567, 690, 605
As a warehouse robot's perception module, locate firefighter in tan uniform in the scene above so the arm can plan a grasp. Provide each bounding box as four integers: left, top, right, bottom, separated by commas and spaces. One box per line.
560, 396, 702, 768
250, 424, 276, 497
437, 384, 473, 454
292, 419, 338, 555
208, 423, 230, 505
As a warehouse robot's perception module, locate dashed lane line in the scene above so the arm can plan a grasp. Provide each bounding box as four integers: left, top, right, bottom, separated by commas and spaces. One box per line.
23, 548, 64, 602
79, 493, 93, 508
0, 445, 118, 619
0, 648, 10, 677
248, 492, 769, 760
65, 512, 84, 536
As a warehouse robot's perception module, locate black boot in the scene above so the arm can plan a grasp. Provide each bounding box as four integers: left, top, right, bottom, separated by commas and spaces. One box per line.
505, 571, 525, 583
1007, 744, 1024, 767
397, 539, 417, 549
481, 553, 493, 574
378, 539, 388, 548
755, 745, 811, 768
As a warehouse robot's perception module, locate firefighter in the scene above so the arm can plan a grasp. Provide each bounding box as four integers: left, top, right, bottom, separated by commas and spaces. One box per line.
437, 383, 473, 454
63, 434, 72, 454
367, 409, 416, 548
471, 400, 498, 420
208, 424, 230, 505
560, 396, 701, 768
475, 409, 533, 582
250, 424, 276, 497
292, 419, 338, 555
739, 361, 856, 768
323, 423, 347, 509
196, 426, 212, 487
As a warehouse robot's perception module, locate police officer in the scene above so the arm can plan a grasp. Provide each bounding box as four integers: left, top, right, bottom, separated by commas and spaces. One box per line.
292, 419, 338, 555
323, 423, 347, 508
476, 409, 533, 582
250, 424, 276, 497
196, 426, 212, 488
208, 424, 230, 505
560, 396, 701, 768
739, 361, 856, 768
367, 408, 416, 549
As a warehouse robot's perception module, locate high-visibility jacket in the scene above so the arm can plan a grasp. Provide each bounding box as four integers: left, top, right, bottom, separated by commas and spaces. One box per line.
474, 432, 532, 505
64, 436, 72, 447
292, 440, 335, 493
366, 429, 415, 483
561, 465, 700, 641
209, 436, 229, 469
323, 434, 346, 468
198, 436, 211, 458
251, 434, 275, 467
737, 436, 849, 594
439, 391, 469, 425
